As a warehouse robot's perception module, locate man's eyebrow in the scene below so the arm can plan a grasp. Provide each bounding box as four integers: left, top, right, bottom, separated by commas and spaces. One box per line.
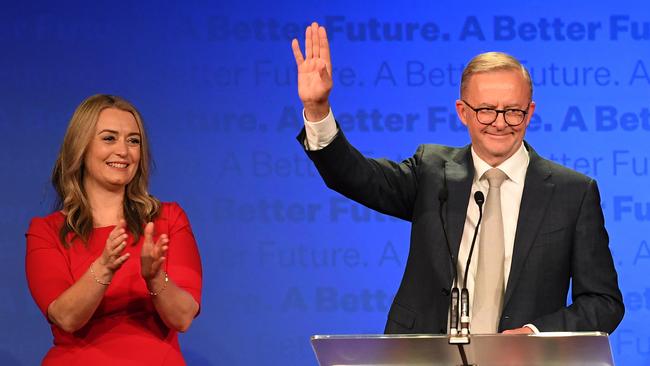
476, 103, 497, 108
503, 103, 528, 109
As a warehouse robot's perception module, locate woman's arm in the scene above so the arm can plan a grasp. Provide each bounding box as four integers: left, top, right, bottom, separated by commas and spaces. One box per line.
47, 221, 130, 333
141, 220, 201, 332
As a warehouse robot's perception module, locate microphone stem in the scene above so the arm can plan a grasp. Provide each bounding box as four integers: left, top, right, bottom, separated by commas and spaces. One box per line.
464, 205, 483, 289
460, 191, 485, 335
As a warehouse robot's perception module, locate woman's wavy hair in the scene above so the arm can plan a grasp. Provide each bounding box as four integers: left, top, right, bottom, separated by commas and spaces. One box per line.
51, 94, 161, 247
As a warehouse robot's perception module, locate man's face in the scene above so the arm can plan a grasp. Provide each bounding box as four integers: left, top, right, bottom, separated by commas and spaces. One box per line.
455, 70, 535, 167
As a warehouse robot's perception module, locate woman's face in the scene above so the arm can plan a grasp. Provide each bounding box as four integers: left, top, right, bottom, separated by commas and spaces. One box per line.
83, 108, 141, 193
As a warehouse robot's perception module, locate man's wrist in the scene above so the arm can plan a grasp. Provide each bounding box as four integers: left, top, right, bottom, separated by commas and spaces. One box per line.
523, 323, 540, 334
302, 107, 337, 151
304, 102, 330, 122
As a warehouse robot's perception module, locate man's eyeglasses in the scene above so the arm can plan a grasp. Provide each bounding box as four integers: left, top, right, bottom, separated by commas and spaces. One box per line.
461, 100, 530, 126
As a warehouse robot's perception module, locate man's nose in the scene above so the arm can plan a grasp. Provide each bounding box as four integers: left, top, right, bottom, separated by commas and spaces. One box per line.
492, 111, 508, 129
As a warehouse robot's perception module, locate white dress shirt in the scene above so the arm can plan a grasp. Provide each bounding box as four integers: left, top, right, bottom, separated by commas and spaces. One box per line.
303, 109, 539, 333
459, 144, 528, 320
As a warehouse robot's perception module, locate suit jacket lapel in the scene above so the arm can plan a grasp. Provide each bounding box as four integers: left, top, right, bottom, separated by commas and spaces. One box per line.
444, 146, 474, 268
503, 143, 555, 309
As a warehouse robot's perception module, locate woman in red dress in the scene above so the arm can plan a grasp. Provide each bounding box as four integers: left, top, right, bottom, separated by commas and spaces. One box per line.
25, 94, 202, 365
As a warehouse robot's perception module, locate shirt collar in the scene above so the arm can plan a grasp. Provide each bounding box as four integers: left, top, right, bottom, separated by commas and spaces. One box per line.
471, 143, 529, 185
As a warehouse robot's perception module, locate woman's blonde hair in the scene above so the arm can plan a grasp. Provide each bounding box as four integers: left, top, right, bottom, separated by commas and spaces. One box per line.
51, 94, 161, 247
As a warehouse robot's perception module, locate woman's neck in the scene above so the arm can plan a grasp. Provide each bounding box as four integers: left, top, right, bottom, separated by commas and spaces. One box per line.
85, 182, 126, 227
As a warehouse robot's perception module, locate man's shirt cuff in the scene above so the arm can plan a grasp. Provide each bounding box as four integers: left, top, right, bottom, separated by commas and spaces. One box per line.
523, 323, 540, 334
303, 108, 337, 150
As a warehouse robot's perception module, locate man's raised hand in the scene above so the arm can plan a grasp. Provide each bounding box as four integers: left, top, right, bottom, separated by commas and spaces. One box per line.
291, 22, 333, 121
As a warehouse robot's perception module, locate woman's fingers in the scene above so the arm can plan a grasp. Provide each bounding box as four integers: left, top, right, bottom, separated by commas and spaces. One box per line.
156, 245, 169, 259
98, 220, 134, 272
144, 222, 155, 243
116, 252, 130, 265
150, 255, 166, 275
112, 239, 128, 255
140, 226, 169, 279
107, 220, 128, 249
107, 226, 123, 242
148, 238, 168, 270
114, 231, 127, 243
109, 253, 131, 270
109, 219, 127, 239
155, 234, 169, 248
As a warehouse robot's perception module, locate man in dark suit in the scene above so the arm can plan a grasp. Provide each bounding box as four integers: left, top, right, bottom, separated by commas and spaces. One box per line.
291, 22, 624, 334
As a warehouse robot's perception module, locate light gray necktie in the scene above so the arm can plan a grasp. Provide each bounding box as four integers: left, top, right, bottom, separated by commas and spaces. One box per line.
472, 168, 508, 333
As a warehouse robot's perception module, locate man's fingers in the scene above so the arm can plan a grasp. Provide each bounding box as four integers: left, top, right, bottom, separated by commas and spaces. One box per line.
291, 39, 304, 65
305, 26, 313, 59
304, 22, 327, 61
319, 26, 332, 75
502, 327, 533, 334
318, 63, 330, 82
311, 22, 320, 58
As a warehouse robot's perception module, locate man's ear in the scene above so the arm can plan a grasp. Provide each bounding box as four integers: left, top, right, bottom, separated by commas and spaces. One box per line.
455, 99, 469, 127
523, 101, 536, 128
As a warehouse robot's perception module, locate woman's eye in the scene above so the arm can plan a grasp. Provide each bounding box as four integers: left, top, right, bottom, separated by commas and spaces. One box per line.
128, 138, 141, 145
102, 135, 116, 142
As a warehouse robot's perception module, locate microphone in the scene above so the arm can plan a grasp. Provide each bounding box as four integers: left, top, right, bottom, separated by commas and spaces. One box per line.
474, 191, 485, 206
460, 191, 484, 335
438, 187, 459, 335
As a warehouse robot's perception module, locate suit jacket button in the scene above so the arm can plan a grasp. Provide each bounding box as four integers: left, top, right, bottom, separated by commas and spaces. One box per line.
504, 315, 510, 320
441, 288, 450, 296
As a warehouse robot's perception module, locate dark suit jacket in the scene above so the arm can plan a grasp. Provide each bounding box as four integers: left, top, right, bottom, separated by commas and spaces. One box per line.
299, 129, 624, 334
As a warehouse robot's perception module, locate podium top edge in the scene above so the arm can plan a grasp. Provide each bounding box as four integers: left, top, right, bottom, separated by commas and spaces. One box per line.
310, 332, 608, 341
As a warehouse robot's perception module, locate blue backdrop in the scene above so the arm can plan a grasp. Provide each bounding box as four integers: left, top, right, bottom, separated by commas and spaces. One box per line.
1, 1, 648, 365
